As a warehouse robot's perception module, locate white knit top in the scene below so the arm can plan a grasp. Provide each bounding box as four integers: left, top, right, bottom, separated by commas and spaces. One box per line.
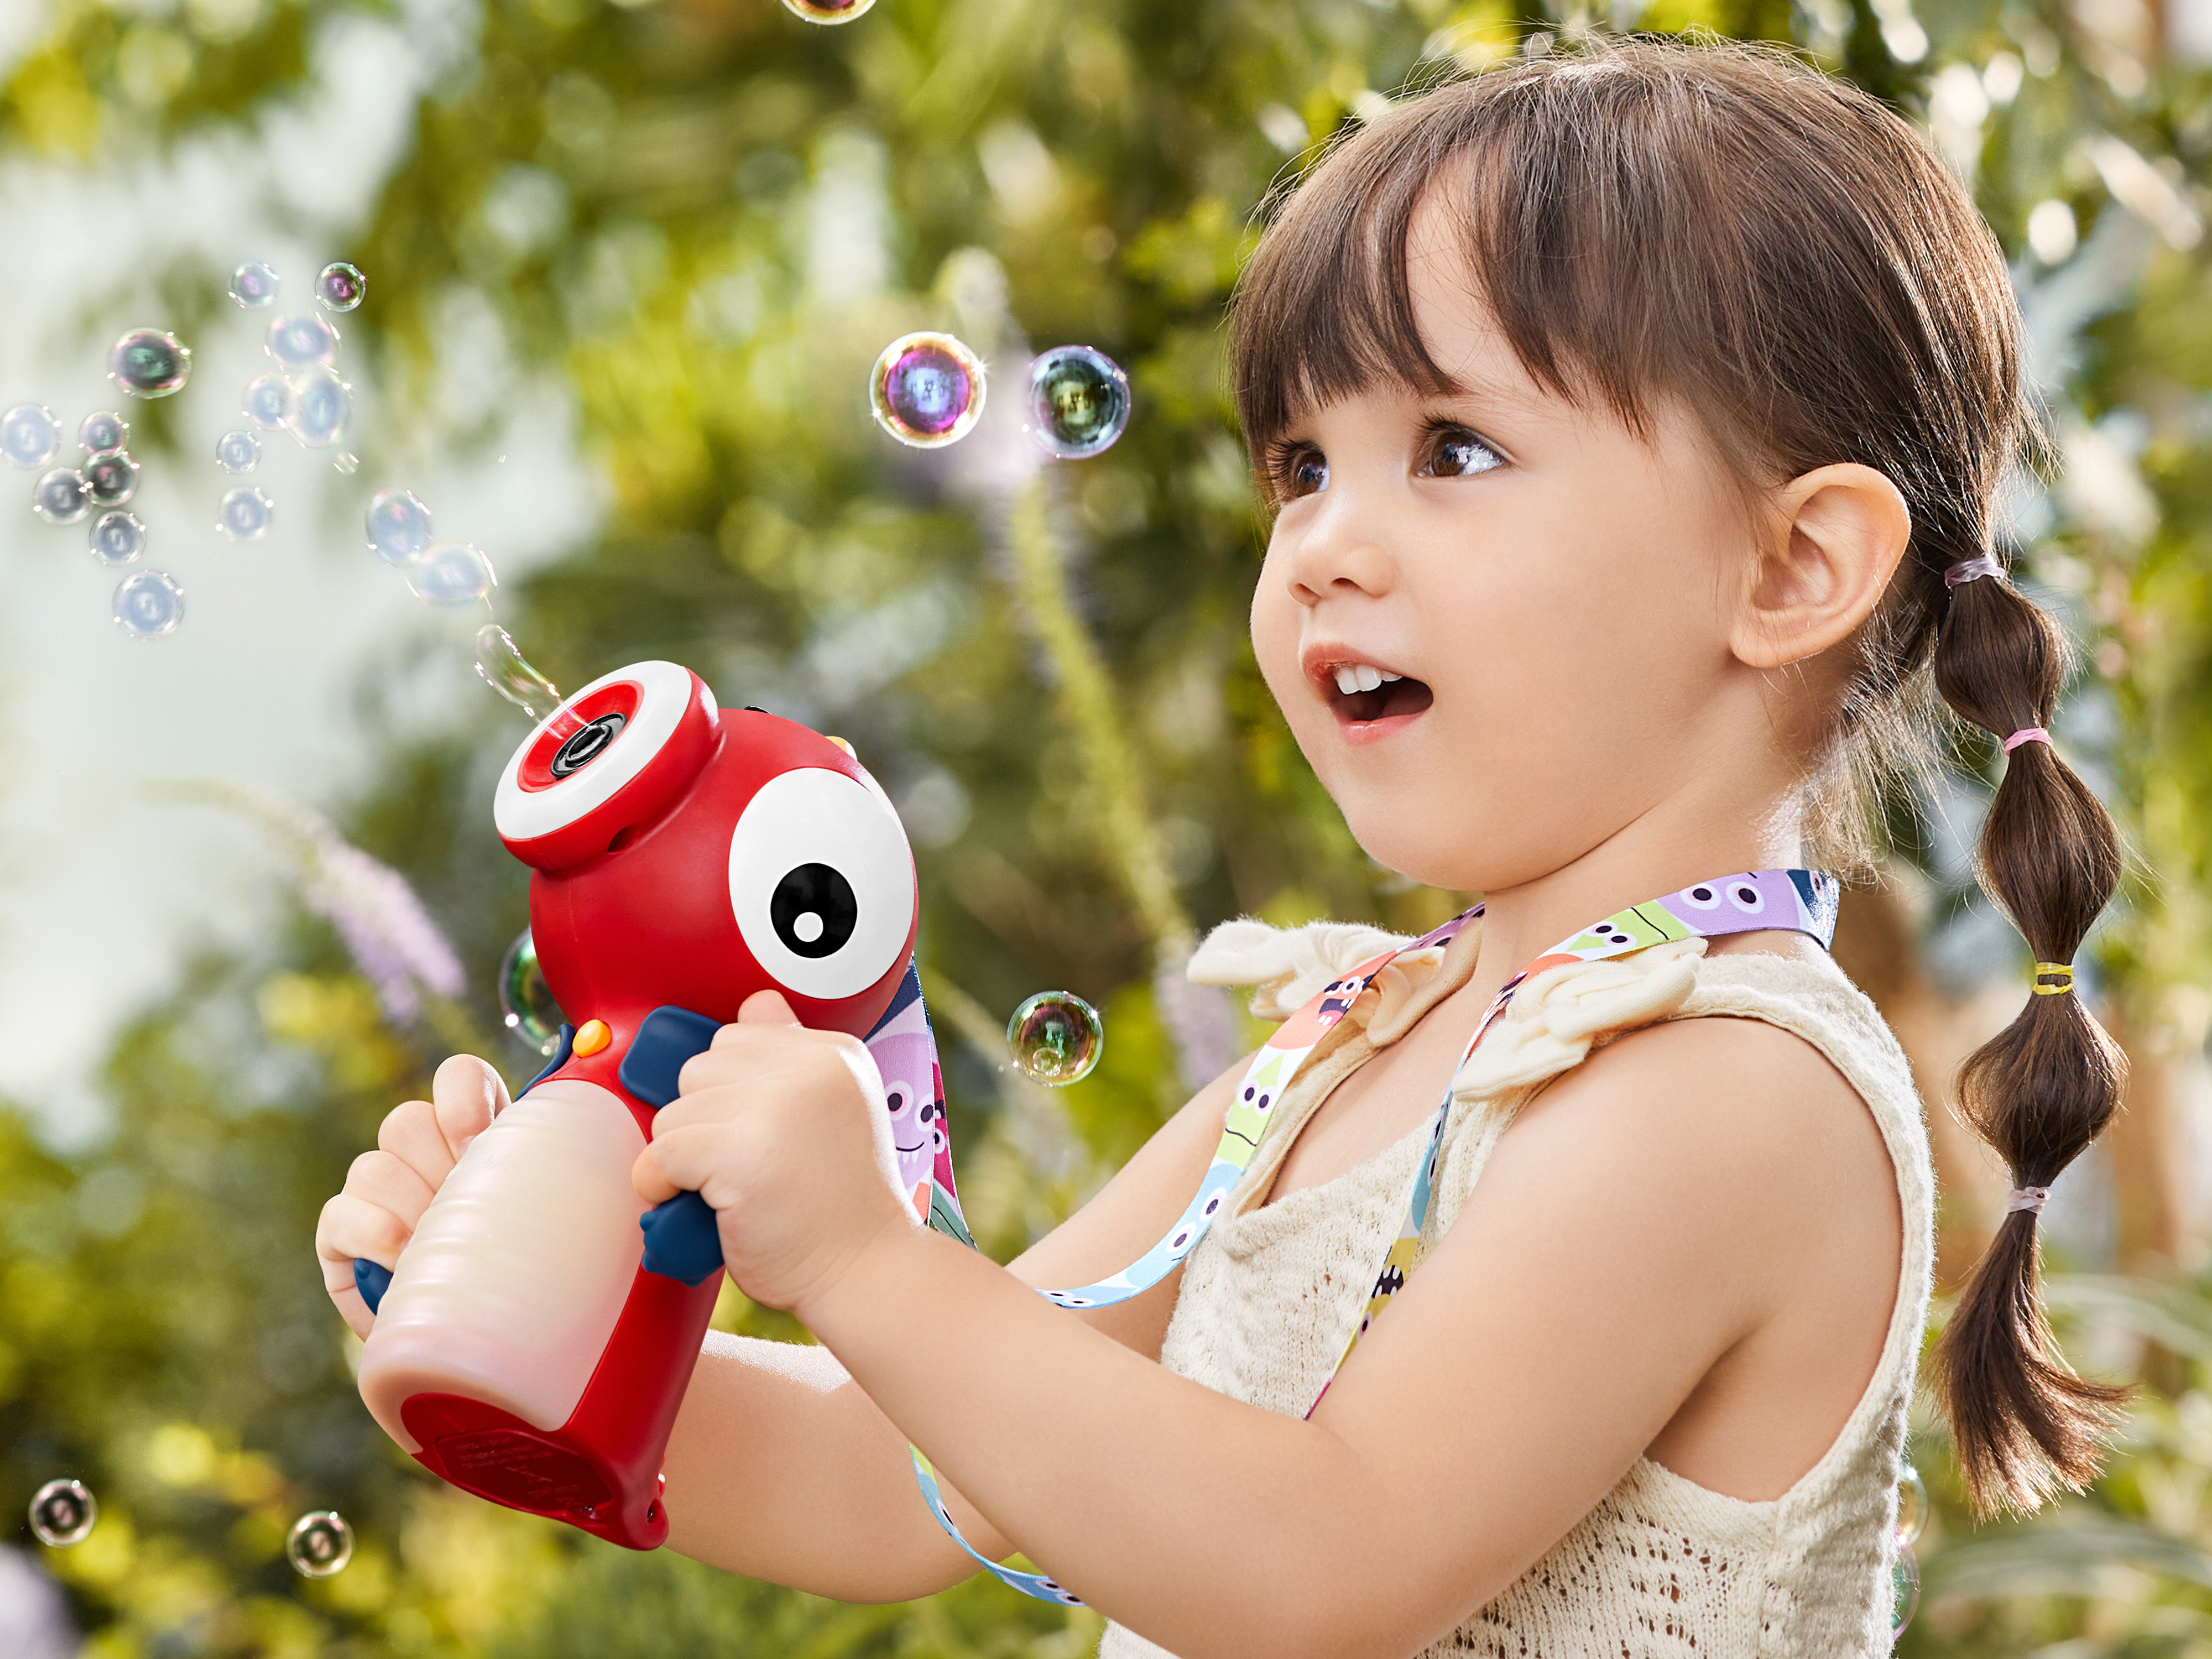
1098, 915, 1934, 1659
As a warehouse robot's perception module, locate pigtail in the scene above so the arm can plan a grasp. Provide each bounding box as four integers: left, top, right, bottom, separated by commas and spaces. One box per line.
1930, 559, 2131, 1519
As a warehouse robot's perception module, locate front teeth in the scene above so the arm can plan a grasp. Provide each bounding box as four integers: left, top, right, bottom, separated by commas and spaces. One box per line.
1331, 664, 1401, 695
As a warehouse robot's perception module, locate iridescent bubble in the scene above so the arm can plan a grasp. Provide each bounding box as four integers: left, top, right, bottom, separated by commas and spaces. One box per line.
114, 570, 185, 640
265, 312, 337, 372
476, 624, 561, 719
28, 1479, 96, 1547
230, 261, 280, 308
365, 489, 433, 566
244, 373, 298, 431
1006, 991, 1103, 1086
2, 404, 60, 468
290, 367, 351, 449
88, 510, 147, 567
333, 452, 359, 475
869, 331, 985, 448
409, 541, 495, 605
1895, 1461, 1927, 1546
499, 927, 565, 1057
1891, 1538, 1919, 1636
78, 411, 129, 455
780, 0, 878, 20
316, 262, 366, 312
1025, 346, 1130, 460
109, 329, 192, 398
286, 1510, 354, 1578
217, 484, 275, 542
216, 429, 262, 473
32, 468, 90, 525
84, 451, 139, 507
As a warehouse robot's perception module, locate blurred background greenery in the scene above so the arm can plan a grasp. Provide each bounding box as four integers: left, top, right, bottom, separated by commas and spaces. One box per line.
0, 0, 2208, 1651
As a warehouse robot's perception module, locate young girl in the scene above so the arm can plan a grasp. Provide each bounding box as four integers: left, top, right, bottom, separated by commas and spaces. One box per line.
318, 38, 2128, 1656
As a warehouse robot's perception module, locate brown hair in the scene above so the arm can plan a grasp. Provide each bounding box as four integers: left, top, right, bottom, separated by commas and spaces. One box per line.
1230, 36, 2128, 1517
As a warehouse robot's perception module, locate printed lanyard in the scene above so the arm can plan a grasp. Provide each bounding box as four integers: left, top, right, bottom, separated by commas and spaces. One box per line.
912, 869, 1839, 1605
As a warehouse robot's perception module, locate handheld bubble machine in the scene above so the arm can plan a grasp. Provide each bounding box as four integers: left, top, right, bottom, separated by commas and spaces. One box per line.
352, 661, 973, 1549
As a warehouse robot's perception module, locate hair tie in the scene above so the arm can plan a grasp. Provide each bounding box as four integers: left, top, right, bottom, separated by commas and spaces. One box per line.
2003, 727, 2052, 753
2032, 962, 2074, 995
1945, 553, 2005, 589
2006, 1185, 2051, 1215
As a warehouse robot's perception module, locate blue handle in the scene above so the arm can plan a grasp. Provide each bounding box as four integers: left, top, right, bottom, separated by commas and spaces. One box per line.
353, 1257, 392, 1313
639, 1190, 724, 1286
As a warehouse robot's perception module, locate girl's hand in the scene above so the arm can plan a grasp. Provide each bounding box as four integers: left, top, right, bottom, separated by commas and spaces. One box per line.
633, 989, 916, 1317
314, 1055, 511, 1338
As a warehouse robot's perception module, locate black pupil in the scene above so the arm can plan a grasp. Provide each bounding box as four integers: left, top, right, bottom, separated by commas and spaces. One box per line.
770, 863, 858, 958
551, 712, 626, 778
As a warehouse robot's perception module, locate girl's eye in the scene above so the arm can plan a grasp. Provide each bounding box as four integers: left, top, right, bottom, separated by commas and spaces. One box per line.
1267, 442, 1329, 502
1421, 426, 1503, 479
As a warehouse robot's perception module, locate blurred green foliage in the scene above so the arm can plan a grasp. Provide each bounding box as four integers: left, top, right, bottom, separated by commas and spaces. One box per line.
1, 0, 2208, 1651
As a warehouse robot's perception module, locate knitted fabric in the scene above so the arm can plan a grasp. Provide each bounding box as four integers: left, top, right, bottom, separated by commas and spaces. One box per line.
1097, 915, 1933, 1659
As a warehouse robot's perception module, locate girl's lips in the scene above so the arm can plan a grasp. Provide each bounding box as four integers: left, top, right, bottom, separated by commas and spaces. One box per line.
1328, 675, 1434, 738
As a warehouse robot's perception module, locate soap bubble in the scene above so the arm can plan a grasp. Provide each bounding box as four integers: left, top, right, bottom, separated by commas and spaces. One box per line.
1025, 346, 1130, 460
244, 373, 298, 431
32, 468, 90, 524
266, 312, 337, 371
366, 489, 433, 566
869, 331, 985, 448
78, 411, 129, 455
216, 429, 262, 473
286, 1510, 353, 1578
84, 451, 139, 507
1891, 1538, 1919, 1635
231, 261, 280, 307
409, 541, 495, 605
291, 367, 351, 448
477, 624, 561, 719
333, 452, 359, 475
88, 510, 146, 567
1895, 1461, 1927, 1546
316, 262, 366, 311
28, 1479, 96, 1546
2, 404, 60, 468
500, 928, 565, 1056
217, 484, 275, 541
780, 0, 878, 20
109, 328, 192, 398
1006, 991, 1103, 1086
114, 570, 185, 639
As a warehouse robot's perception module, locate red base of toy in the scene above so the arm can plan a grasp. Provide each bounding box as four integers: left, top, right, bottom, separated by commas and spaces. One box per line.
398, 1253, 722, 1550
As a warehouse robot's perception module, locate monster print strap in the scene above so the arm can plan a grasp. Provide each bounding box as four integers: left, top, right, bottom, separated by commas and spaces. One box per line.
916, 870, 1838, 1604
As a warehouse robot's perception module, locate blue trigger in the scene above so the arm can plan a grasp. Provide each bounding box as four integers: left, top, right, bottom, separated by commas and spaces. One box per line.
640, 1191, 724, 1286
619, 1006, 722, 1109
354, 1258, 392, 1313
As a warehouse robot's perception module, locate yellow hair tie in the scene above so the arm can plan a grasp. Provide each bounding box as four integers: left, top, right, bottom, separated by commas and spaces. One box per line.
2032, 962, 2075, 995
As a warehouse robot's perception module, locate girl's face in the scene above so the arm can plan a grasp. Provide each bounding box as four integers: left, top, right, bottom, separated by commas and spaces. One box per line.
1250, 203, 1791, 896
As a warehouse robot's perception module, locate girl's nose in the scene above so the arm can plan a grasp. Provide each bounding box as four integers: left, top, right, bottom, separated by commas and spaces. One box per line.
1280, 489, 1399, 609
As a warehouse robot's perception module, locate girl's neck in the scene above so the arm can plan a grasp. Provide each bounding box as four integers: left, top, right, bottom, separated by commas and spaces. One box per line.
1458, 801, 1808, 1009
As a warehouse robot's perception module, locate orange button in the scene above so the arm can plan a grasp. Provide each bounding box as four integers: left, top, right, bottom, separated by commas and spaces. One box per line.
573, 1019, 612, 1056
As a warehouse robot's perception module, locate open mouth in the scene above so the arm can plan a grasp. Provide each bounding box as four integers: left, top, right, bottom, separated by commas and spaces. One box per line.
1322, 662, 1434, 726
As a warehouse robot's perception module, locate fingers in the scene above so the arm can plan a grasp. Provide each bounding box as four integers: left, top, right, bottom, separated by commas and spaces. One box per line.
431, 1054, 509, 1159
377, 1098, 457, 1190
632, 1144, 684, 1206
738, 988, 800, 1026
343, 1148, 440, 1234
318, 1187, 415, 1271
326, 1281, 374, 1342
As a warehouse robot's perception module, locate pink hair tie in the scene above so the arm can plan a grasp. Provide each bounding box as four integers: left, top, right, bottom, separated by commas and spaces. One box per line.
2003, 727, 2052, 754
1945, 553, 2005, 588
2006, 1185, 2051, 1216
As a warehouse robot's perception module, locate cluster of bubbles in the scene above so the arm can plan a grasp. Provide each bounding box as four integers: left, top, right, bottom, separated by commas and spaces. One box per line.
286, 1509, 356, 1578
364, 488, 495, 606
1891, 1460, 1926, 1635
1005, 990, 1103, 1086
868, 335, 1130, 461
500, 927, 565, 1056
217, 260, 369, 540
5, 397, 185, 638
28, 1478, 96, 1547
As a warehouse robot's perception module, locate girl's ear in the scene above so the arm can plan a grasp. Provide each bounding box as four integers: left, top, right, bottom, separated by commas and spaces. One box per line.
1729, 463, 1912, 670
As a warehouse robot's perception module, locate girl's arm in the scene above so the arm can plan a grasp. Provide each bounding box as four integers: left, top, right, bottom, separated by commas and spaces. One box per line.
651, 1000, 1895, 1659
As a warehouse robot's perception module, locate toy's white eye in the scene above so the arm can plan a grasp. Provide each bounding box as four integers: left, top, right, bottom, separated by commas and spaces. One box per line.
728, 768, 916, 1001
1677, 883, 1721, 910
494, 660, 716, 869
1728, 879, 1767, 915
